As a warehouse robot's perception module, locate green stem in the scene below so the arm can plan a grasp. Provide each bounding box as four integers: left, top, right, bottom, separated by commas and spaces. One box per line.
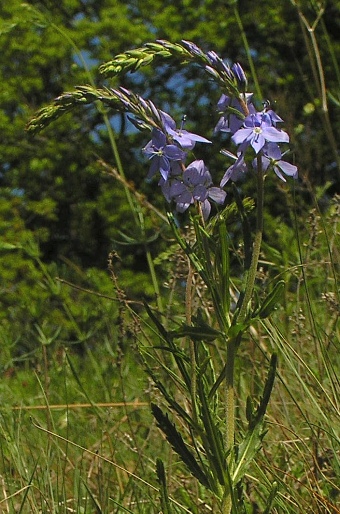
223, 337, 236, 514
222, 158, 264, 513
237, 157, 265, 325
145, 247, 164, 315
186, 261, 198, 424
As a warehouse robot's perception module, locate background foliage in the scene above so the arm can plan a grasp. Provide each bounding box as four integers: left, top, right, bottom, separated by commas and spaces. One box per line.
0, 1, 339, 512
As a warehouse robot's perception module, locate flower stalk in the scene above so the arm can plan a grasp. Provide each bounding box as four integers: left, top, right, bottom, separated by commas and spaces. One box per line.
237, 155, 265, 325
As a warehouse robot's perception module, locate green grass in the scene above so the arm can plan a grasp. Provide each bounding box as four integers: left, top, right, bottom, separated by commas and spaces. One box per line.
0, 197, 339, 513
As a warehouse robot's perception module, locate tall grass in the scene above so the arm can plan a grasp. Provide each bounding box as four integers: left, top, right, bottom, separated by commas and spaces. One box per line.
1, 195, 339, 513
1, 1, 340, 513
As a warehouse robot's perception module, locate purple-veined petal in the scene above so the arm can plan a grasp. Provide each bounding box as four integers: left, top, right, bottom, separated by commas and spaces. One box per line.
143, 139, 154, 156
252, 155, 271, 173
251, 133, 266, 154
159, 156, 171, 181
264, 110, 284, 125
169, 161, 182, 176
201, 199, 211, 220
263, 127, 289, 144
263, 142, 282, 160
183, 168, 201, 187
176, 190, 194, 205
232, 127, 253, 145
170, 181, 187, 197
214, 116, 229, 134
159, 177, 172, 202
276, 160, 298, 178
217, 94, 230, 111
220, 166, 235, 187
168, 128, 211, 149
147, 158, 161, 180
208, 187, 227, 204
273, 166, 286, 182
176, 201, 191, 213
151, 128, 167, 148
192, 185, 208, 201
160, 111, 176, 131
164, 144, 186, 161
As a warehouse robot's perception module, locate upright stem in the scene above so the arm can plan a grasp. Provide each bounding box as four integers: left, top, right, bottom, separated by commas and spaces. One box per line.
237, 157, 265, 325
223, 158, 265, 514
186, 260, 198, 424
223, 337, 236, 514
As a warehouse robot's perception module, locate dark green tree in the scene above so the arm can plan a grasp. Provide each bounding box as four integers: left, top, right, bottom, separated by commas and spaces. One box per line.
1, 0, 340, 360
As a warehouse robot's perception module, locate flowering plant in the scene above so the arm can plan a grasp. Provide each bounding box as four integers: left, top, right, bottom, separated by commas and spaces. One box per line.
27, 39, 297, 513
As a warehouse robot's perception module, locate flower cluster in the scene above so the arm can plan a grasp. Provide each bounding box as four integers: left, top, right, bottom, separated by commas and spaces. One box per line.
143, 111, 226, 220
215, 96, 298, 186
142, 44, 298, 220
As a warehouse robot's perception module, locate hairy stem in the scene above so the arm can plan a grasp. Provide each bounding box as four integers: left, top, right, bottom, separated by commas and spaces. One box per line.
186, 260, 198, 424
223, 337, 236, 514
237, 156, 265, 324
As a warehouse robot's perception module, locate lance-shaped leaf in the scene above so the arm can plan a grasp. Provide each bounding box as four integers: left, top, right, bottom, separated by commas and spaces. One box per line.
197, 373, 227, 487
156, 459, 173, 514
143, 300, 191, 391
255, 280, 285, 319
233, 354, 277, 485
168, 322, 222, 342
263, 481, 279, 514
151, 404, 214, 491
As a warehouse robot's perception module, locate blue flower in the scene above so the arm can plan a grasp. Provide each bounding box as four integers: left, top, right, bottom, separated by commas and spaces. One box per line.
181, 40, 206, 59
168, 160, 226, 219
214, 93, 255, 135
254, 142, 298, 181
143, 128, 186, 180
205, 51, 234, 81
161, 112, 211, 150
231, 63, 247, 89
232, 112, 289, 154
220, 150, 248, 186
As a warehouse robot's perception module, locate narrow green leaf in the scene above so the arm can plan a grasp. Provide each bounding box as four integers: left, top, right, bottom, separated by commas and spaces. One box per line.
263, 481, 279, 514
143, 301, 192, 390
0, 242, 19, 250
250, 353, 277, 428
232, 184, 253, 269
156, 459, 173, 514
233, 354, 277, 484
233, 419, 267, 485
151, 404, 212, 490
256, 280, 285, 319
169, 324, 221, 342
217, 217, 230, 315
197, 374, 227, 487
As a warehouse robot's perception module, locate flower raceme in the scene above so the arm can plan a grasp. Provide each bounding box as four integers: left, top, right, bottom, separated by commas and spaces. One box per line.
141, 44, 297, 219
